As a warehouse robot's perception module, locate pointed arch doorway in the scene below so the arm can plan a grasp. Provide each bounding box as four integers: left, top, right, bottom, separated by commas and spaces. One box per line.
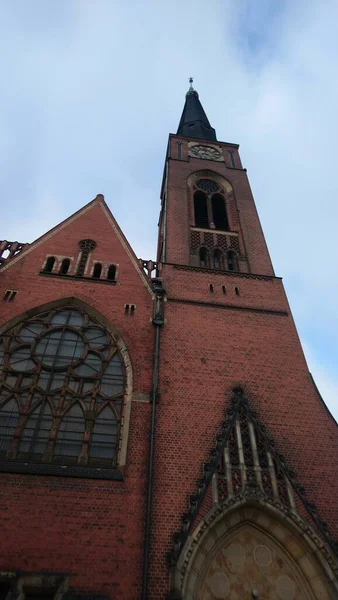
177, 500, 337, 600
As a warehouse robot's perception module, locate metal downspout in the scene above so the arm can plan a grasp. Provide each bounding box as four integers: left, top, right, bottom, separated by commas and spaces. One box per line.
141, 277, 165, 600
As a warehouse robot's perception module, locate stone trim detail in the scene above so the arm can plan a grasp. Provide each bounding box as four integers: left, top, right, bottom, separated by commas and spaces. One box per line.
167, 388, 338, 571
0, 460, 123, 480
170, 493, 338, 600
168, 298, 288, 317
0, 296, 133, 469
166, 262, 281, 281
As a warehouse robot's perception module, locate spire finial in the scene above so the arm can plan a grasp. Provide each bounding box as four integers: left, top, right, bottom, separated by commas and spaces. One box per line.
186, 77, 197, 97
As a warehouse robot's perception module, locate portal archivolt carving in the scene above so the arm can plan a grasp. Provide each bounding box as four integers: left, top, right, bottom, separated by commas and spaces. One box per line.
174, 500, 337, 600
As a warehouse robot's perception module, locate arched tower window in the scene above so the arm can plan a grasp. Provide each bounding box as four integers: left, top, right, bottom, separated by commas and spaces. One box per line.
59, 258, 70, 275
212, 194, 229, 231
92, 263, 102, 279
43, 256, 55, 273
213, 249, 223, 270
107, 264, 116, 281
0, 306, 125, 467
227, 250, 238, 272
199, 248, 209, 268
192, 179, 230, 232
194, 192, 209, 228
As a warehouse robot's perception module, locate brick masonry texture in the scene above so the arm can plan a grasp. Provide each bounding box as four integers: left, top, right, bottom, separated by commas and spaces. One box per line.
0, 199, 154, 600
0, 134, 337, 600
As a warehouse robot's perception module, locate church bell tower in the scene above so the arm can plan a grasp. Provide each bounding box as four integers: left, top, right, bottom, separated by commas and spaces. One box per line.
150, 81, 338, 599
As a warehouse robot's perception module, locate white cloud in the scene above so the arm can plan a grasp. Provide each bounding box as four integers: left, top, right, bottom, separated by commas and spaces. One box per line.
0, 0, 337, 415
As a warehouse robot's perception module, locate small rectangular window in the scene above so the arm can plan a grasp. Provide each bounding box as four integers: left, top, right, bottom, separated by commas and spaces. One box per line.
209, 284, 214, 293
124, 303, 136, 315
235, 286, 240, 296
3, 290, 17, 302
222, 285, 227, 295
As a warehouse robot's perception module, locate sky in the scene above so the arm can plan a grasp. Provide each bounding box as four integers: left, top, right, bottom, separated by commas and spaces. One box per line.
0, 0, 337, 419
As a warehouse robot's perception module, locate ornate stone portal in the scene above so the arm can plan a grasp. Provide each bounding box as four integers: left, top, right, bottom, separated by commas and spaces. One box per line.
177, 503, 336, 600
196, 525, 312, 600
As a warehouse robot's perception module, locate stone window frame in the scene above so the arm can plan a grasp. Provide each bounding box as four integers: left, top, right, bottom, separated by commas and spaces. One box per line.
0, 297, 133, 474
188, 170, 234, 233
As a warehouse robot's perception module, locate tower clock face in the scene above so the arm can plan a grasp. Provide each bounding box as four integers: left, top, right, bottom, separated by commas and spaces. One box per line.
189, 145, 222, 161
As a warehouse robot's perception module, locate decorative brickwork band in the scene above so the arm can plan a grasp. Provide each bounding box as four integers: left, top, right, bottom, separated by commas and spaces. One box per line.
77, 239, 97, 276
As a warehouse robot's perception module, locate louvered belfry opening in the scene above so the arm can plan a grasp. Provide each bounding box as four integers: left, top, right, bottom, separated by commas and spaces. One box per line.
0, 307, 125, 467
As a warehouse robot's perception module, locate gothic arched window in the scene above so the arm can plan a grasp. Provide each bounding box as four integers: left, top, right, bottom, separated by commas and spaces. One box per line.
0, 307, 125, 468
43, 256, 55, 273
199, 247, 209, 268
107, 264, 116, 281
227, 250, 238, 272
213, 249, 223, 270
194, 192, 209, 228
92, 263, 102, 279
193, 179, 230, 232
59, 258, 70, 275
212, 194, 229, 231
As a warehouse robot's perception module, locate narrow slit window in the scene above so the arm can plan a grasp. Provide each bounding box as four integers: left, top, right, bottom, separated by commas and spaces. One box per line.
199, 248, 208, 268
43, 256, 55, 273
212, 194, 229, 231
209, 284, 214, 293
235, 286, 240, 296
92, 263, 102, 279
194, 191, 209, 228
222, 285, 227, 295
107, 264, 116, 281
59, 258, 70, 275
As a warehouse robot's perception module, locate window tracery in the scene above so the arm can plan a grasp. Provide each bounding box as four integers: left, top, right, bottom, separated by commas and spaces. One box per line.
0, 307, 125, 467
193, 179, 229, 231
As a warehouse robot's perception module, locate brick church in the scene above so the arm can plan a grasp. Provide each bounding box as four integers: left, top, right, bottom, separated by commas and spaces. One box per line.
0, 82, 337, 600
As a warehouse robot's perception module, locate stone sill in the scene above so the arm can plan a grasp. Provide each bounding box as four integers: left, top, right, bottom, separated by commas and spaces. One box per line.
0, 460, 124, 480
191, 227, 239, 237
38, 272, 118, 285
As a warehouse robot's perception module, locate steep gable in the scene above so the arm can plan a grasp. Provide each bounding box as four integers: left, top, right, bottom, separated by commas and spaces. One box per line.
0, 194, 152, 294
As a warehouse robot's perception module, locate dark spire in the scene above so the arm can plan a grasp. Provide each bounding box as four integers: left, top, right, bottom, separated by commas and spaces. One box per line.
176, 78, 217, 142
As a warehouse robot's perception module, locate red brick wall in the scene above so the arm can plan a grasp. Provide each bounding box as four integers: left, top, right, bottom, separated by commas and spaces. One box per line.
163, 135, 275, 276
146, 139, 338, 597
1, 154, 337, 600
148, 263, 338, 597
0, 198, 154, 600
